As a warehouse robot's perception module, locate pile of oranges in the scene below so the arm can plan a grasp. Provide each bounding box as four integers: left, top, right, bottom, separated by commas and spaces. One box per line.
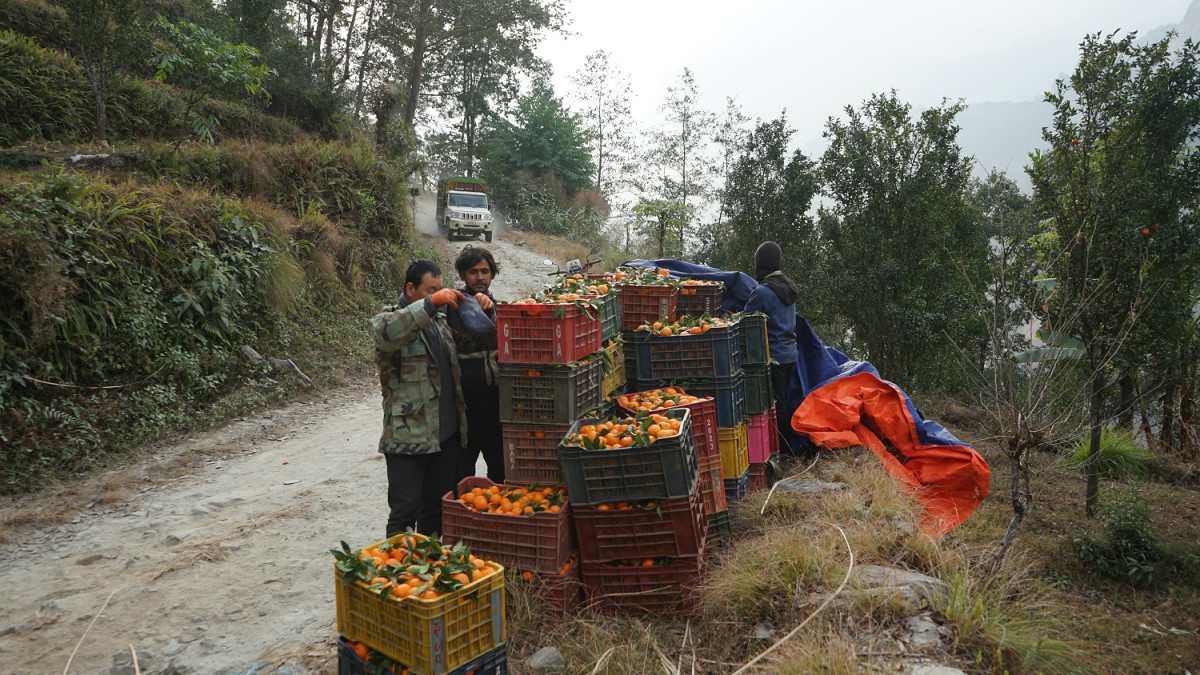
550, 273, 613, 297
680, 278, 720, 287
563, 412, 684, 451
332, 531, 494, 603
615, 266, 677, 286
636, 315, 730, 336
616, 387, 709, 413
457, 484, 568, 515
594, 499, 658, 511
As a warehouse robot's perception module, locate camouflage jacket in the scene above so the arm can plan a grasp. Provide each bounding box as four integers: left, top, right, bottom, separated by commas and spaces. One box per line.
452, 288, 499, 392
370, 297, 468, 454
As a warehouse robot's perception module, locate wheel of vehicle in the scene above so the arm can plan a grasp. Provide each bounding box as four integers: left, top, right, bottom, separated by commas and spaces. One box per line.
484, 231, 493, 243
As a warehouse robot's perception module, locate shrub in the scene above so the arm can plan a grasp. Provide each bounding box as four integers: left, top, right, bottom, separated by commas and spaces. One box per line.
0, 29, 88, 146
1066, 426, 1150, 480
1075, 487, 1161, 587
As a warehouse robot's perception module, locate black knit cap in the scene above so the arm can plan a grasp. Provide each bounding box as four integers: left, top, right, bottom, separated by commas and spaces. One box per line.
754, 241, 782, 281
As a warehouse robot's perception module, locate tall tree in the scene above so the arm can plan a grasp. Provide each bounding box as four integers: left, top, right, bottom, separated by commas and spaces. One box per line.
712, 96, 751, 227
818, 91, 989, 391
1027, 31, 1200, 514
570, 50, 637, 211
644, 68, 716, 249
709, 115, 819, 297
62, 0, 146, 143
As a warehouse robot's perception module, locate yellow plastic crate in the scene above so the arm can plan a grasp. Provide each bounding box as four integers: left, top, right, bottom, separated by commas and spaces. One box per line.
718, 423, 749, 480
334, 534, 506, 675
601, 340, 625, 397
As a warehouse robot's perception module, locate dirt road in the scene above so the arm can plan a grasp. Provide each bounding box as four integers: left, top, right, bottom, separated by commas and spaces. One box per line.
0, 199, 552, 674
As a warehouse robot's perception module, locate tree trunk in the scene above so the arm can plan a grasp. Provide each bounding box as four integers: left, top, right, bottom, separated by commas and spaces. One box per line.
401, 0, 432, 128
1181, 364, 1197, 456
91, 69, 107, 143
1162, 379, 1177, 454
991, 432, 1032, 573
340, 0, 361, 90
352, 0, 378, 118
1085, 371, 1104, 517
1117, 372, 1135, 429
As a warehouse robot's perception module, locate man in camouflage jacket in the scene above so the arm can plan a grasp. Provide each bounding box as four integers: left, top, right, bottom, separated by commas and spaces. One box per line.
370, 259, 470, 537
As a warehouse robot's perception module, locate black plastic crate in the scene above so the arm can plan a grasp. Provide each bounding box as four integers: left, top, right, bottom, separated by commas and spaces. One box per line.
738, 313, 769, 366
631, 324, 741, 380
706, 510, 732, 548
499, 358, 604, 424
676, 283, 723, 318
667, 375, 746, 428
558, 408, 699, 506
338, 637, 509, 675
743, 364, 773, 415
723, 468, 749, 503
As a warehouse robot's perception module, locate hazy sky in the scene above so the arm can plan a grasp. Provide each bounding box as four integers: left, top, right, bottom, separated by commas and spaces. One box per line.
538, 0, 1192, 147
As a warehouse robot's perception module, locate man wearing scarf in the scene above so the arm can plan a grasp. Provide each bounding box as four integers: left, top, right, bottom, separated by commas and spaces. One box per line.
745, 241, 800, 452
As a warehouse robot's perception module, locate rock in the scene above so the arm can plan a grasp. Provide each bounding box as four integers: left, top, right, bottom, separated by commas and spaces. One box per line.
752, 623, 776, 640
191, 506, 210, 516
161, 639, 186, 657
901, 614, 949, 652
525, 646, 565, 674
809, 565, 949, 615
167, 531, 193, 543
241, 345, 264, 362
903, 665, 966, 675
853, 566, 949, 605
772, 477, 848, 497
110, 646, 154, 673
77, 554, 106, 566
219, 541, 241, 551
226, 603, 244, 615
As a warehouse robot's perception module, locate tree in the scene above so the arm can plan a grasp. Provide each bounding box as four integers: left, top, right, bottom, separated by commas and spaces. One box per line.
630, 199, 692, 258
479, 84, 595, 232
1027, 31, 1200, 514
643, 68, 716, 250
712, 96, 750, 228
570, 50, 637, 211
62, 0, 147, 143
818, 91, 989, 391
707, 116, 819, 296
152, 18, 273, 148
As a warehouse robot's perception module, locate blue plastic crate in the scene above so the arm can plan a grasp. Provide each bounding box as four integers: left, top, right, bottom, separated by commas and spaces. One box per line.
723, 469, 749, 503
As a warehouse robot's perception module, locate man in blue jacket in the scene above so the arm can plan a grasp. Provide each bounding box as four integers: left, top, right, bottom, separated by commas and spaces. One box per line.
744, 241, 801, 453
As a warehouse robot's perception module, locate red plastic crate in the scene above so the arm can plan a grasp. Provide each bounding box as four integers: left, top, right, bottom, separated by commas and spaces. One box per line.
501, 421, 572, 486
571, 482, 706, 563
696, 453, 727, 516
616, 284, 677, 331
748, 462, 773, 491
497, 301, 601, 364
442, 477, 575, 575
747, 409, 780, 463
580, 552, 707, 614
614, 386, 718, 459
510, 555, 582, 617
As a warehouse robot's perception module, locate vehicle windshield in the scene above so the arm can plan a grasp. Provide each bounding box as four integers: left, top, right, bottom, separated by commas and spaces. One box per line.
448, 193, 487, 208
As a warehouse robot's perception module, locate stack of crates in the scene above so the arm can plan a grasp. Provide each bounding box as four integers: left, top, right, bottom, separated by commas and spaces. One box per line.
747, 407, 781, 490
614, 268, 679, 384
440, 477, 581, 616
557, 407, 707, 613
613, 386, 728, 547
496, 297, 605, 486
335, 532, 508, 675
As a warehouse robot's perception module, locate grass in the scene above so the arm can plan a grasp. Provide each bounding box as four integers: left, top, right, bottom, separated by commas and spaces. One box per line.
1066, 426, 1152, 480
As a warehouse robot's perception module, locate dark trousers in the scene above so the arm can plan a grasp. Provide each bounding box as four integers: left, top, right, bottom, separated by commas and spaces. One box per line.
385, 432, 460, 538
457, 387, 505, 484
770, 361, 805, 455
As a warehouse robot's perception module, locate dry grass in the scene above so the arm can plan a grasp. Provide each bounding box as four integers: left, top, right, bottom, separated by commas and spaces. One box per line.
151, 539, 229, 579
500, 229, 591, 269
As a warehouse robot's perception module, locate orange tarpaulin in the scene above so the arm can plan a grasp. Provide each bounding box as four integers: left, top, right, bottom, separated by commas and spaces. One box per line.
792, 372, 991, 535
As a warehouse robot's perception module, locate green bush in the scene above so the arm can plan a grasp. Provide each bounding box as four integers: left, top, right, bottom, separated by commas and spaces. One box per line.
0, 0, 71, 51
1066, 426, 1151, 480
1075, 488, 1161, 587
0, 29, 88, 146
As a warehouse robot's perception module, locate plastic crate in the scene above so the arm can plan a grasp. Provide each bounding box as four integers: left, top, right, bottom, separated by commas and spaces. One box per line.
723, 469, 749, 502
498, 358, 603, 424
631, 323, 741, 380
613, 386, 719, 460
706, 510, 732, 548
509, 555, 582, 618
744, 364, 773, 415
746, 409, 780, 464
616, 284, 678, 331
738, 313, 769, 366
748, 462, 774, 491
600, 340, 625, 397
572, 482, 706, 563
678, 375, 746, 428
338, 638, 509, 675
675, 282, 723, 318
500, 422, 571, 486
620, 330, 639, 382
558, 408, 699, 506
718, 423, 749, 480
696, 453, 727, 516
334, 534, 506, 675
581, 293, 619, 343
496, 301, 601, 364
442, 477, 574, 575
580, 553, 706, 614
